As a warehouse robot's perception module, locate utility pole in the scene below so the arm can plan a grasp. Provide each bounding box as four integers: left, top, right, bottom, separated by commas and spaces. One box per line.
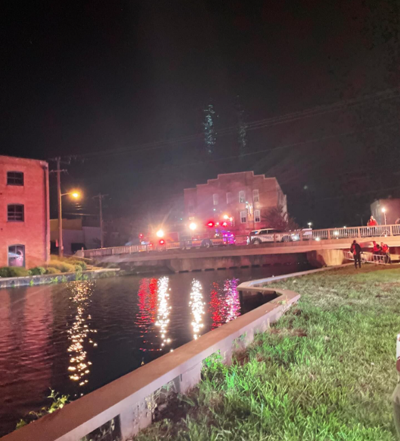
93, 193, 108, 248
50, 158, 67, 257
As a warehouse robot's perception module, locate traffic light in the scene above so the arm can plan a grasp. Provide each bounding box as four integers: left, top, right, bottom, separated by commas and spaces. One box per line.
139, 233, 144, 240
159, 239, 165, 245
206, 221, 214, 228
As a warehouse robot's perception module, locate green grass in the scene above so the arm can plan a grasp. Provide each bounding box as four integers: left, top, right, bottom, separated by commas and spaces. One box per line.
136, 265, 400, 441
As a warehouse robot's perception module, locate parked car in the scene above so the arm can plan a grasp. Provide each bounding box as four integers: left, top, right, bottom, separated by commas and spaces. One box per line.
247, 228, 292, 245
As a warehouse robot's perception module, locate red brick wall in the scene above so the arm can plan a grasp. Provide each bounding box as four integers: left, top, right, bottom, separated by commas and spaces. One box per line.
184, 171, 287, 234
0, 156, 49, 268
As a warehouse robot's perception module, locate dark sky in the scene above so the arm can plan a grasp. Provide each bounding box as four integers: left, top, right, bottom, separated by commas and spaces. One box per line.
1, 0, 400, 227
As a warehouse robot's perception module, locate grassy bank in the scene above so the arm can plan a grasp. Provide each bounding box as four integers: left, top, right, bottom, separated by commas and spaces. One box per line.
137, 265, 400, 441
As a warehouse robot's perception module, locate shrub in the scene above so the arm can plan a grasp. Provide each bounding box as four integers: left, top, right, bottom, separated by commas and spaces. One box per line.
0, 267, 11, 277
45, 267, 59, 275
0, 267, 30, 278
47, 262, 75, 273
29, 266, 46, 276
68, 259, 87, 270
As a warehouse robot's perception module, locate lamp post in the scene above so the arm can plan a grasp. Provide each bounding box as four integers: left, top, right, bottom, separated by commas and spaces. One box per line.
307, 222, 312, 229
58, 190, 82, 257
382, 207, 387, 225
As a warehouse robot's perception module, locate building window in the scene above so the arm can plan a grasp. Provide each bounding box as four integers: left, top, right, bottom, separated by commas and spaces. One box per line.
239, 190, 245, 203
226, 192, 232, 204
253, 189, 259, 203
8, 204, 24, 222
240, 210, 247, 223
7, 171, 24, 186
8, 244, 25, 267
254, 209, 261, 223
213, 194, 219, 205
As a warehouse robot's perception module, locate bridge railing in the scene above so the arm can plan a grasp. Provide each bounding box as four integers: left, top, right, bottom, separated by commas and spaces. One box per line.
79, 224, 400, 258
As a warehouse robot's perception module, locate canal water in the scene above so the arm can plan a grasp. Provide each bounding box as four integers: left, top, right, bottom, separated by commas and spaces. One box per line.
0, 263, 310, 436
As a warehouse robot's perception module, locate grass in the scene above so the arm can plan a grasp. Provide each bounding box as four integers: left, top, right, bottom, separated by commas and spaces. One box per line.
136, 265, 400, 441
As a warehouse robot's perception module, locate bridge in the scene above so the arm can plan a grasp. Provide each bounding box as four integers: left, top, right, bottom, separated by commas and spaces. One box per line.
77, 224, 400, 271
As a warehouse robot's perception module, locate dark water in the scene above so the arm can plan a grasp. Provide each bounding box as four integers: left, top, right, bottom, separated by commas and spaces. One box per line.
0, 263, 310, 436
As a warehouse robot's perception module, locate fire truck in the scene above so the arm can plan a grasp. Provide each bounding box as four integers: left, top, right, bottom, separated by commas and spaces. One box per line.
139, 217, 236, 250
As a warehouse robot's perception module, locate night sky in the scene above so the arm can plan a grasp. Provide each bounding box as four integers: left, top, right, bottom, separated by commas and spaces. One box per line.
2, 0, 400, 228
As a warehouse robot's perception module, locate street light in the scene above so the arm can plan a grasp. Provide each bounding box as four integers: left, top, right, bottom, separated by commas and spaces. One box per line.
58, 190, 82, 257
156, 229, 164, 238
308, 222, 312, 228
189, 222, 197, 231
382, 207, 387, 225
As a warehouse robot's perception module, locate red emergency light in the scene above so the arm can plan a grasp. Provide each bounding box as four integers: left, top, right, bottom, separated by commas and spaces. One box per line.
159, 239, 165, 245
139, 233, 144, 239
206, 221, 215, 228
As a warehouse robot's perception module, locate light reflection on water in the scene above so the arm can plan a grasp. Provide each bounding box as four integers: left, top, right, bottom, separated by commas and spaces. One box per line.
189, 280, 205, 340
155, 277, 171, 349
66, 281, 97, 388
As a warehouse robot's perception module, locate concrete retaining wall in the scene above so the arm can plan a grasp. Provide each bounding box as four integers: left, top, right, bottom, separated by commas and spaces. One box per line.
0, 286, 300, 441
0, 268, 120, 289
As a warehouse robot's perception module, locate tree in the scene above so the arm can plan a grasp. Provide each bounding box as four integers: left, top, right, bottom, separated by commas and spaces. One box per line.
203, 104, 216, 154
262, 205, 298, 231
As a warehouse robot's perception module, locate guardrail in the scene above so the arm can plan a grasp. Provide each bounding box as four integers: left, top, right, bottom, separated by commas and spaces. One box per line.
343, 250, 388, 264
78, 224, 400, 259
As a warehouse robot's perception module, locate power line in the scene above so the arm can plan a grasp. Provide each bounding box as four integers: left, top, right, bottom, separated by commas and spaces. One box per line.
70, 122, 399, 182
54, 88, 400, 161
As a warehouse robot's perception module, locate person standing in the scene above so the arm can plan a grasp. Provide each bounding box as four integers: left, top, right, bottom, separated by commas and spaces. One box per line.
350, 240, 362, 269
381, 242, 391, 263
367, 216, 378, 237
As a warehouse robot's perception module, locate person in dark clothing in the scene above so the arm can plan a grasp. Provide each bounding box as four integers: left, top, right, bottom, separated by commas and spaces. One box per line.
350, 240, 362, 268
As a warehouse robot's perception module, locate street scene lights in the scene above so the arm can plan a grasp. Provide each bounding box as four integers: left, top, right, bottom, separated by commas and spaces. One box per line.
156, 229, 164, 238
189, 222, 197, 231
382, 207, 387, 225
308, 222, 312, 228
59, 190, 82, 257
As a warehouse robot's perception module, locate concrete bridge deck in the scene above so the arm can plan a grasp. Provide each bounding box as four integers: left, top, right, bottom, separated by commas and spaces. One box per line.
78, 224, 400, 271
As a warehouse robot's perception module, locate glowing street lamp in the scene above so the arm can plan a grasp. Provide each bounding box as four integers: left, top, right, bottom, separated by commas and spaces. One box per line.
156, 229, 164, 238
189, 222, 197, 231
307, 222, 312, 228
382, 207, 387, 225
58, 190, 83, 257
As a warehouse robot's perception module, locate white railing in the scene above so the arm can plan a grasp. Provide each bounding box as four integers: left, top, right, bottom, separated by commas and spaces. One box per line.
80, 224, 400, 258
343, 250, 388, 264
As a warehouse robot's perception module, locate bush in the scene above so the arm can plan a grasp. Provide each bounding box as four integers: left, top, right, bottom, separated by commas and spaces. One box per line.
45, 267, 59, 275
47, 262, 75, 273
0, 267, 30, 277
68, 259, 87, 270
29, 266, 46, 276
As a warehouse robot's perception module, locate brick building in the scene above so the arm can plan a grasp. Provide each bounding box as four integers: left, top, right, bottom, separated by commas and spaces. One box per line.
0, 156, 50, 268
184, 171, 287, 234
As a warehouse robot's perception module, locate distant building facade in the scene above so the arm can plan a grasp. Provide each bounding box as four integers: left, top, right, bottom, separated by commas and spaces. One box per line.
184, 171, 287, 233
371, 199, 400, 225
50, 218, 101, 254
0, 155, 50, 268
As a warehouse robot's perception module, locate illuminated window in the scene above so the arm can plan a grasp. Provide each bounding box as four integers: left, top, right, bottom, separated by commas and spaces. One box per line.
254, 209, 261, 223
253, 189, 259, 203
226, 192, 232, 204
240, 210, 247, 223
239, 191, 245, 203
7, 172, 24, 186
213, 194, 219, 205
8, 204, 24, 222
